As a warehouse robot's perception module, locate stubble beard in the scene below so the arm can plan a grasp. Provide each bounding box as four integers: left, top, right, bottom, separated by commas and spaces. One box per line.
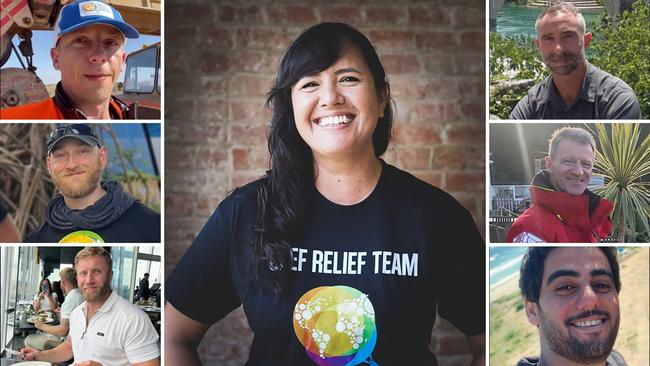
540, 310, 620, 364
52, 156, 102, 199
545, 47, 586, 76
82, 281, 111, 303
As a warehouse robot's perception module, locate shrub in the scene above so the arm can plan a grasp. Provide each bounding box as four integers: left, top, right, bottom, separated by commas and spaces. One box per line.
489, 32, 547, 119
591, 0, 650, 117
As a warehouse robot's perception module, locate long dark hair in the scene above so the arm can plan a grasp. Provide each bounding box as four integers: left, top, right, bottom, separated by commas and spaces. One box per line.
38, 278, 52, 294
253, 22, 394, 293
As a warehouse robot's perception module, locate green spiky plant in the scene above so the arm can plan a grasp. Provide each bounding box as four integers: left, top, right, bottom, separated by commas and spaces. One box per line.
592, 123, 650, 242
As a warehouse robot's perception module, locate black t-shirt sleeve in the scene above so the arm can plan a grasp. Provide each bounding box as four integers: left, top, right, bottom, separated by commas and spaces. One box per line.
509, 95, 531, 119
166, 196, 242, 325
0, 200, 7, 221
604, 90, 641, 119
436, 202, 485, 337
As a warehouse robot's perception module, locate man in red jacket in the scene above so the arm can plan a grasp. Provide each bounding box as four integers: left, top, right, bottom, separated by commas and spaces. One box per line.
507, 127, 613, 243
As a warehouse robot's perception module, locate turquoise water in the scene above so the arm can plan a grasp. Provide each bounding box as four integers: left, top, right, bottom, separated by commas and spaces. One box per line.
489, 247, 629, 289
497, 3, 603, 39
489, 247, 527, 288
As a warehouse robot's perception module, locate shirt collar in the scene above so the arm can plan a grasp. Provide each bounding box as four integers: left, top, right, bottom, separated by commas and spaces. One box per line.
545, 62, 595, 111
54, 82, 127, 119
82, 290, 118, 316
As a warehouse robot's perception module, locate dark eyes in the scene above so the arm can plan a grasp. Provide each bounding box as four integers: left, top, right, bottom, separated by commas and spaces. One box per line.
300, 81, 318, 90
555, 283, 612, 294
299, 76, 360, 90
71, 38, 119, 46
340, 76, 359, 82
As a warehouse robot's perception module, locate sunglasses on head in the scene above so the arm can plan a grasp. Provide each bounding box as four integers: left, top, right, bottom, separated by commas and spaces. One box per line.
47, 124, 99, 144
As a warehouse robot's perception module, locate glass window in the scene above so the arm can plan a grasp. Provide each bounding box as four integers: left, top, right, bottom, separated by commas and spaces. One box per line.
110, 246, 136, 301
123, 46, 157, 94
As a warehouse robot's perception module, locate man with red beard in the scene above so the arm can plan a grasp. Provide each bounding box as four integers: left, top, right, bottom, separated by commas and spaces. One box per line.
517, 247, 627, 366
510, 2, 640, 119
24, 124, 160, 243
20, 247, 160, 365
507, 127, 613, 243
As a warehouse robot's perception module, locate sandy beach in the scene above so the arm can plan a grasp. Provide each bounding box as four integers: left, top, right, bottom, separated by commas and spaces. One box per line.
489, 247, 649, 365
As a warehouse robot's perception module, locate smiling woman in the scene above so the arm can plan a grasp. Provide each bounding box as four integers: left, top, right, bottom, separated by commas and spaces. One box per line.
165, 22, 486, 366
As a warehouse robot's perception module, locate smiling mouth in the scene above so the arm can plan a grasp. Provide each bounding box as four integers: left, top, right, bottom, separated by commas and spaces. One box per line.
313, 114, 356, 127
568, 315, 608, 329
566, 177, 585, 183
572, 319, 604, 327
85, 74, 110, 80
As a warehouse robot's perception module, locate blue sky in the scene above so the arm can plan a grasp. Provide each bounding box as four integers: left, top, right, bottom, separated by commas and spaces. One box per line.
4, 30, 160, 85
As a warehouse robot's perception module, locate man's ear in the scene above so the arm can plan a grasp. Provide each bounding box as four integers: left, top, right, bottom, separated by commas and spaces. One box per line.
46, 155, 53, 173
584, 32, 592, 49
99, 147, 108, 170
525, 301, 540, 327
545, 156, 552, 170
120, 50, 126, 72
51, 47, 60, 71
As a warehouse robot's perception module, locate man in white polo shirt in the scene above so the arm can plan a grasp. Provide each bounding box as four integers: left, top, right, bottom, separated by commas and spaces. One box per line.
25, 267, 84, 351
21, 247, 160, 366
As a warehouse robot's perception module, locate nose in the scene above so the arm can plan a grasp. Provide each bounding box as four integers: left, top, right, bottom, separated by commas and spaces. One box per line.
64, 154, 80, 170
89, 42, 108, 64
571, 161, 584, 176
319, 82, 344, 108
575, 285, 599, 310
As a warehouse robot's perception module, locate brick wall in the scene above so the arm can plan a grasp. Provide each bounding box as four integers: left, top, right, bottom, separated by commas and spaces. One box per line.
165, 1, 485, 365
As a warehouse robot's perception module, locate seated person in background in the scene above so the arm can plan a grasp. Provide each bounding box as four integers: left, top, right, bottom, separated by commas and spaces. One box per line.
33, 278, 59, 312
25, 267, 84, 351
510, 2, 641, 119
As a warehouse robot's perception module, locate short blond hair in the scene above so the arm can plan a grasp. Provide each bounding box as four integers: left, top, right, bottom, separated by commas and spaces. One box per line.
60, 267, 77, 287
75, 247, 112, 270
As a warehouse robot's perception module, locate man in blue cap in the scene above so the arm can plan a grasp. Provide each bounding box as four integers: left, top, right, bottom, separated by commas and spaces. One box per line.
2, 0, 150, 119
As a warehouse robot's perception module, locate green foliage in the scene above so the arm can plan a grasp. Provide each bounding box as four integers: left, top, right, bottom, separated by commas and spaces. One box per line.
591, 0, 650, 118
591, 123, 650, 242
504, 0, 528, 5
489, 32, 548, 119
490, 33, 545, 81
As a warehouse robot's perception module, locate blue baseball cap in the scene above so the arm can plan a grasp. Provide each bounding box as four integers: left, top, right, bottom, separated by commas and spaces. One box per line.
53, 0, 139, 46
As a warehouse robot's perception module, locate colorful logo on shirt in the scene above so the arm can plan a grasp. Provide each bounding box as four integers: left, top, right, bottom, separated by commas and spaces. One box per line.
293, 285, 378, 366
59, 230, 105, 243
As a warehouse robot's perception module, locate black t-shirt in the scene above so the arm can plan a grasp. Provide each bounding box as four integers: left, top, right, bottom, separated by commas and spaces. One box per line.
167, 163, 485, 365
24, 201, 160, 243
0, 200, 7, 221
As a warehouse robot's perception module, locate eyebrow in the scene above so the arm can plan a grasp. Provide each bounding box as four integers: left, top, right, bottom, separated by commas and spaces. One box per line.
335, 67, 362, 75
590, 268, 614, 280
546, 268, 614, 286
546, 269, 579, 286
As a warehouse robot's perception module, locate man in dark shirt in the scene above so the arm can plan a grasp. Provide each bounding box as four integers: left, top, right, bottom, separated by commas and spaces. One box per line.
25, 124, 160, 243
517, 247, 627, 366
134, 273, 150, 302
510, 2, 640, 119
